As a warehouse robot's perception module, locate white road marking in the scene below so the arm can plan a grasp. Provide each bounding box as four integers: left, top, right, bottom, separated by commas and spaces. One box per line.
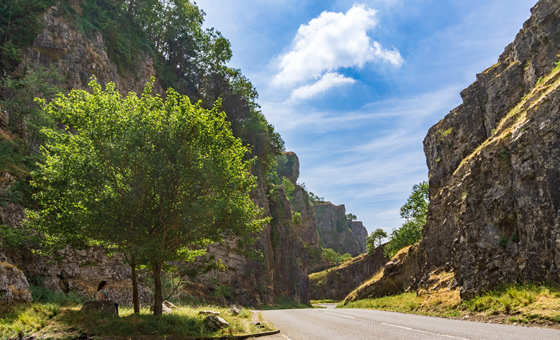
380, 322, 470, 339
280, 334, 291, 340
324, 312, 356, 319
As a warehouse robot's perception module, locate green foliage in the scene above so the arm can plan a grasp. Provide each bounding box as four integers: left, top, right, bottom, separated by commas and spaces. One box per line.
0, 224, 39, 248
322, 248, 351, 266
30, 285, 86, 306
0, 67, 63, 207
384, 181, 429, 258
281, 177, 295, 201
0, 303, 273, 338
346, 213, 357, 221
27, 78, 267, 315
499, 235, 508, 248
307, 191, 324, 205
511, 232, 520, 243
0, 0, 57, 71
437, 127, 453, 140
291, 212, 302, 226
536, 76, 544, 85
367, 228, 388, 253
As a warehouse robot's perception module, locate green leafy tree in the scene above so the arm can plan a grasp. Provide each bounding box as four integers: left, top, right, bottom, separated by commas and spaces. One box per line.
384, 181, 429, 258
281, 177, 295, 201
367, 228, 388, 252
346, 213, 357, 221
322, 248, 352, 266
27, 78, 267, 315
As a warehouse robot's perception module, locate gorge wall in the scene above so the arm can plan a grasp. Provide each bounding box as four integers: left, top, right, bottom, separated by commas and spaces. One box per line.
314, 203, 368, 257
309, 245, 388, 301
0, 3, 312, 306
348, 0, 560, 301
0, 2, 366, 306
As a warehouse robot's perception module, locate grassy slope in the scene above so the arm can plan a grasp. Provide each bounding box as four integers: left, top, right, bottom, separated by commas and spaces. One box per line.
340, 283, 560, 329
0, 303, 275, 339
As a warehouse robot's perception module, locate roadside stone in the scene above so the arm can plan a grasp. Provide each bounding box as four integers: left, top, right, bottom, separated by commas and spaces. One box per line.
230, 305, 241, 315
163, 300, 178, 310
204, 315, 229, 331
199, 310, 220, 316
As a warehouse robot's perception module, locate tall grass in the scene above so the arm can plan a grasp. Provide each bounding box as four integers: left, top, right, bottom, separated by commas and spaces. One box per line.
340, 283, 560, 325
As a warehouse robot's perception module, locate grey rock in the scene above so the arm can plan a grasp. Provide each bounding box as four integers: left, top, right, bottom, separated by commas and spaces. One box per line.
204, 315, 229, 331
199, 310, 220, 316
0, 262, 32, 304
230, 305, 241, 315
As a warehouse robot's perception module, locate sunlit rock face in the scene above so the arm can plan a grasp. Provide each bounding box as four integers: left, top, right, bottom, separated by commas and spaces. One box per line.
314, 203, 368, 257
346, 0, 560, 302
420, 0, 560, 299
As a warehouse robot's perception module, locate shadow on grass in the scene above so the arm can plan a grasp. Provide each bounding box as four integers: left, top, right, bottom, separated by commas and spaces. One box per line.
257, 298, 311, 310
57, 309, 209, 338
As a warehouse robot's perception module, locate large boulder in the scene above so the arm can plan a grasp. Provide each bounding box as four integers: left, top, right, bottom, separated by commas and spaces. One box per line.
0, 262, 32, 304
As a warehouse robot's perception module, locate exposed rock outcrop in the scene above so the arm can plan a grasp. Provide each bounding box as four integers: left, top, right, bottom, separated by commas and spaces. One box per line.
421, 0, 560, 299
348, 0, 560, 301
19, 4, 161, 95
0, 262, 32, 304
310, 245, 388, 301
314, 203, 367, 256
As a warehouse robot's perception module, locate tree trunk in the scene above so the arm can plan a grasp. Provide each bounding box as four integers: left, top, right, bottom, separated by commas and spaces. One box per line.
152, 262, 163, 316
131, 261, 140, 314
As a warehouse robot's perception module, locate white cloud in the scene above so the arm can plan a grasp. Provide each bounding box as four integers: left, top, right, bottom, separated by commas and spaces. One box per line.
288, 72, 355, 102
272, 4, 403, 88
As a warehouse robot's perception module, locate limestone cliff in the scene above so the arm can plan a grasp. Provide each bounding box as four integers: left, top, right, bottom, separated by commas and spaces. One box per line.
309, 245, 388, 301
0, 3, 310, 306
347, 0, 560, 301
314, 203, 368, 256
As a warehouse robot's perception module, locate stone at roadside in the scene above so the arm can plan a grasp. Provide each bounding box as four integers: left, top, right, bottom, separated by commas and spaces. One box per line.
204, 315, 229, 331
199, 310, 220, 316
149, 302, 173, 314
163, 300, 178, 310
81, 301, 118, 314
0, 262, 32, 304
230, 305, 241, 315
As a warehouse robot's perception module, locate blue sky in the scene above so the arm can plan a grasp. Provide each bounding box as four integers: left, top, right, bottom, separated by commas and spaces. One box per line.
195, 0, 536, 235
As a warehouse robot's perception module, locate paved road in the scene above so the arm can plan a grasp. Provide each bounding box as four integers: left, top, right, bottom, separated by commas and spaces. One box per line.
260, 305, 560, 339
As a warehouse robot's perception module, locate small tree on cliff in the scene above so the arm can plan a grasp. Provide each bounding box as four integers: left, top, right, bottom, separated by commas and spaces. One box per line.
384, 181, 429, 258
367, 228, 388, 252
27, 78, 267, 315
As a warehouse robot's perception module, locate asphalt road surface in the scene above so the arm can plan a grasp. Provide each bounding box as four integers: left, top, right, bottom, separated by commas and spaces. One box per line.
260, 305, 560, 339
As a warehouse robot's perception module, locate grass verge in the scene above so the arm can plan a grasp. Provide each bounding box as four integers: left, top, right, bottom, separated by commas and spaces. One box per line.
339, 283, 560, 328
257, 298, 310, 310
0, 303, 274, 339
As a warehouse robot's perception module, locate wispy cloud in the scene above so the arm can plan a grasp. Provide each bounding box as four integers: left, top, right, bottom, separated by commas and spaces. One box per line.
288, 72, 355, 102
272, 4, 403, 100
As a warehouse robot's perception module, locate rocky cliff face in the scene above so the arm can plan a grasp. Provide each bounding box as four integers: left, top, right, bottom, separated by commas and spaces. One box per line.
349, 0, 560, 301
18, 4, 161, 94
421, 0, 560, 299
309, 245, 388, 301
314, 203, 368, 256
